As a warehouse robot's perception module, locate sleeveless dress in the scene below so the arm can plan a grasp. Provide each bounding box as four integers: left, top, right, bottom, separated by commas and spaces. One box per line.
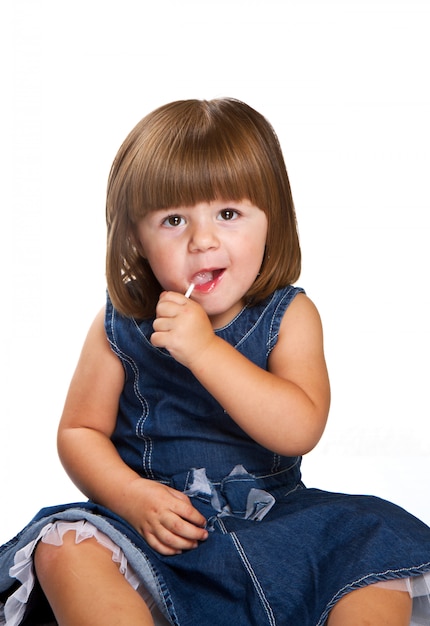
1, 285, 430, 626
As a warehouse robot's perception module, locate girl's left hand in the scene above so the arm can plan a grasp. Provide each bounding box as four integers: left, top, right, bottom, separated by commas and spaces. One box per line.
151, 291, 215, 369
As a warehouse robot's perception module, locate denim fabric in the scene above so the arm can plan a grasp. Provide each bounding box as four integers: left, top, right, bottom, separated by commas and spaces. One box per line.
106, 285, 305, 483
1, 285, 430, 625
2, 489, 430, 625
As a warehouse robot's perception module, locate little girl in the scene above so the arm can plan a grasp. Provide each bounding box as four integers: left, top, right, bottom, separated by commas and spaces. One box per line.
1, 98, 430, 626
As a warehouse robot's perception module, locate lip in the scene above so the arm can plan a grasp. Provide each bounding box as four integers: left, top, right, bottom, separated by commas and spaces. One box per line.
191, 268, 225, 294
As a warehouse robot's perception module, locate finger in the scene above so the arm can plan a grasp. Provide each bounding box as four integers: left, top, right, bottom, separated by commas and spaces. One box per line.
158, 291, 188, 304
168, 491, 208, 528
146, 522, 205, 555
166, 515, 208, 543
144, 532, 183, 556
155, 300, 181, 320
146, 504, 207, 547
150, 331, 166, 349
152, 316, 172, 332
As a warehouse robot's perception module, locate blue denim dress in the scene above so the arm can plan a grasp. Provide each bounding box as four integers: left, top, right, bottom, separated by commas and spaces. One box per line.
1, 285, 430, 625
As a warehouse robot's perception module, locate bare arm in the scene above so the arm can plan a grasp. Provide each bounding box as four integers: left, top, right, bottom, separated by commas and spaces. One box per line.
57, 307, 208, 555
152, 293, 330, 456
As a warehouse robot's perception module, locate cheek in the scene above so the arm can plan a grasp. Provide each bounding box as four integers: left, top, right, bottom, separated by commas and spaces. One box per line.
144, 246, 185, 288
245, 234, 267, 266
147, 250, 173, 275
232, 241, 266, 287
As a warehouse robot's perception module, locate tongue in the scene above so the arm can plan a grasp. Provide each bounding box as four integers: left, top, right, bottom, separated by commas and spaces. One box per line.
193, 271, 214, 285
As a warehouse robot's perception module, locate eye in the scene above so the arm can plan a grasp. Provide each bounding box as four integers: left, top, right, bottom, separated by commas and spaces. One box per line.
218, 208, 239, 221
163, 214, 185, 227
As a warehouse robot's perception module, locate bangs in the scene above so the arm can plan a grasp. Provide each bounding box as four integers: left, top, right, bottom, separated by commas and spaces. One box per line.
120, 99, 278, 221
106, 98, 301, 319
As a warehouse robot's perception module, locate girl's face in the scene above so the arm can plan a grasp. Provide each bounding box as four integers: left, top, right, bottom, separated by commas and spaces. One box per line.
136, 199, 268, 328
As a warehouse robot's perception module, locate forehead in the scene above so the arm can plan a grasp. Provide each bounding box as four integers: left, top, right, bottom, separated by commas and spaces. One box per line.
150, 198, 258, 212
115, 100, 283, 224
128, 146, 272, 220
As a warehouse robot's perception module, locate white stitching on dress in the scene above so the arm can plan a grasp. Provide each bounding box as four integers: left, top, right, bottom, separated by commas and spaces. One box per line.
108, 306, 154, 478
230, 531, 277, 626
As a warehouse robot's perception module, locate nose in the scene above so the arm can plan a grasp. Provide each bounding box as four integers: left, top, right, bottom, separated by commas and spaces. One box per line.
188, 220, 220, 253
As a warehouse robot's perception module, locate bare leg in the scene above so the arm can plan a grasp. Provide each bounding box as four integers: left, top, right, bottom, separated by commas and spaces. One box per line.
327, 584, 412, 626
34, 531, 154, 626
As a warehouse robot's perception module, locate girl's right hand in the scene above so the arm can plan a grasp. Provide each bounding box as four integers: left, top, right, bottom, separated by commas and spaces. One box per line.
124, 477, 209, 555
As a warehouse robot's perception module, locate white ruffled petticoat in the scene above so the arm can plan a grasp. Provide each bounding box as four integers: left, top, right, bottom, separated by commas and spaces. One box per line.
3, 520, 430, 626
3, 520, 169, 626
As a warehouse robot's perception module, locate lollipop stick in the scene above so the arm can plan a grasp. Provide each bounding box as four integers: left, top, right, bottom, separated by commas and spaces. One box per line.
184, 283, 195, 298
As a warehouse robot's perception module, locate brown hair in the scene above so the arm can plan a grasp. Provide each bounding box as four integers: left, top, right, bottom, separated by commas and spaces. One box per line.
106, 98, 301, 318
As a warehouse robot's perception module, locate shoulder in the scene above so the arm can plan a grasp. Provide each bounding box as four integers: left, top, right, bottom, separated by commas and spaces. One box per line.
280, 292, 323, 331
78, 306, 124, 376
262, 285, 305, 353
278, 293, 325, 351
269, 292, 327, 372
269, 293, 330, 416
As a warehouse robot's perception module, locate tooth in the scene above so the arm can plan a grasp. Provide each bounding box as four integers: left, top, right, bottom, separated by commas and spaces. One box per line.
194, 271, 213, 285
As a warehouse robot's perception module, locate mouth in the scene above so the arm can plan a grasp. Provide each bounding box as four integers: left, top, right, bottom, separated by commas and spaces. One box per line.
191, 269, 225, 293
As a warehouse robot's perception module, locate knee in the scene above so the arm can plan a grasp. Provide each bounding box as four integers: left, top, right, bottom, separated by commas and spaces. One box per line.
327, 586, 412, 626
34, 531, 78, 583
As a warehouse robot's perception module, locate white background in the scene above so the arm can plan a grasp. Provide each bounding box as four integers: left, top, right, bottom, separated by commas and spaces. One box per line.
1, 0, 429, 543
